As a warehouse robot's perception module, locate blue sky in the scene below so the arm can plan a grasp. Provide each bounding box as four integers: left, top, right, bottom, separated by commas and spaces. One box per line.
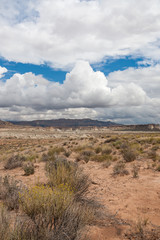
0, 58, 67, 83
0, 0, 160, 124
0, 56, 144, 82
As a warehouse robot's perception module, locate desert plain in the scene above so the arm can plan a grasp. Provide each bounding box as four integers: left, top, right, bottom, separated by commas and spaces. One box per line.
0, 126, 160, 240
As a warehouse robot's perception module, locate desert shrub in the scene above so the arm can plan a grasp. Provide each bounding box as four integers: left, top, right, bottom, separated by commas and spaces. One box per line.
95, 146, 102, 154
148, 150, 157, 161
4, 155, 26, 170
125, 220, 160, 240
76, 155, 90, 163
64, 151, 71, 157
132, 164, 139, 178
120, 142, 129, 150
19, 185, 73, 222
122, 148, 137, 162
26, 154, 37, 162
41, 147, 65, 162
0, 205, 11, 240
10, 220, 37, 240
81, 150, 94, 156
23, 162, 35, 176
19, 185, 93, 240
41, 153, 49, 162
48, 147, 65, 156
76, 150, 95, 163
48, 202, 94, 240
102, 160, 111, 168
46, 157, 90, 201
91, 154, 112, 162
102, 147, 112, 155
0, 176, 24, 210
156, 165, 160, 172
113, 161, 129, 176
151, 145, 159, 151
104, 137, 118, 143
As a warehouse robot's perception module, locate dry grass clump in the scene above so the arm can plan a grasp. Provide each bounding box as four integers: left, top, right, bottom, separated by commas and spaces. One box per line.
46, 157, 90, 201
132, 164, 139, 178
41, 146, 65, 162
0, 205, 10, 240
104, 136, 118, 143
23, 162, 35, 176
102, 160, 111, 168
91, 154, 113, 163
95, 146, 102, 154
76, 149, 95, 163
125, 220, 160, 240
0, 202, 93, 240
0, 176, 24, 210
19, 185, 73, 224
156, 165, 160, 172
4, 155, 26, 169
148, 150, 157, 161
64, 150, 71, 157
122, 147, 137, 162
113, 161, 129, 176
102, 147, 112, 155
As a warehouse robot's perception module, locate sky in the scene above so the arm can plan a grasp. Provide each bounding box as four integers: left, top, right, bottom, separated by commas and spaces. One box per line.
0, 0, 160, 124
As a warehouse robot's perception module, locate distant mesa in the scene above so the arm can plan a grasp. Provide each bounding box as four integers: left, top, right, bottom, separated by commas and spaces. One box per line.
10, 118, 119, 128
1, 119, 159, 131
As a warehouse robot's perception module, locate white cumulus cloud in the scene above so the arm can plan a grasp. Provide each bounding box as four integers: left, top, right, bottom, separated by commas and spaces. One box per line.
1, 0, 160, 68
0, 61, 147, 111
0, 66, 7, 78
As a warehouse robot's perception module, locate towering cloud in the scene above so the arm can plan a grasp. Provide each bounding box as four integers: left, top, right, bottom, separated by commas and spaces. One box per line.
0, 61, 147, 110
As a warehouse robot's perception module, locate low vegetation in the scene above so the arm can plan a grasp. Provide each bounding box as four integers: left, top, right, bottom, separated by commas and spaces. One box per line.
113, 161, 129, 176
0, 176, 24, 210
23, 161, 35, 176
4, 155, 26, 169
0, 130, 160, 239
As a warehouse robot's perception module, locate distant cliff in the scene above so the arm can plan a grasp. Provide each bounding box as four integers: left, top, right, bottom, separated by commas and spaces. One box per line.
112, 124, 160, 131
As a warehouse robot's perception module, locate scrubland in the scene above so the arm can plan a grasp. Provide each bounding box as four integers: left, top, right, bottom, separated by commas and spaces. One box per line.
0, 127, 160, 239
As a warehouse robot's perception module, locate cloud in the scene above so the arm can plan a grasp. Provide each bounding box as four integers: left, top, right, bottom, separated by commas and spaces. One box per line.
0, 61, 147, 111
0, 66, 7, 78
107, 64, 160, 98
0, 61, 159, 124
1, 0, 160, 68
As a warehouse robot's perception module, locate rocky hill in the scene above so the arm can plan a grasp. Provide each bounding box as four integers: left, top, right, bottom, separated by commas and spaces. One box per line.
0, 120, 13, 128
